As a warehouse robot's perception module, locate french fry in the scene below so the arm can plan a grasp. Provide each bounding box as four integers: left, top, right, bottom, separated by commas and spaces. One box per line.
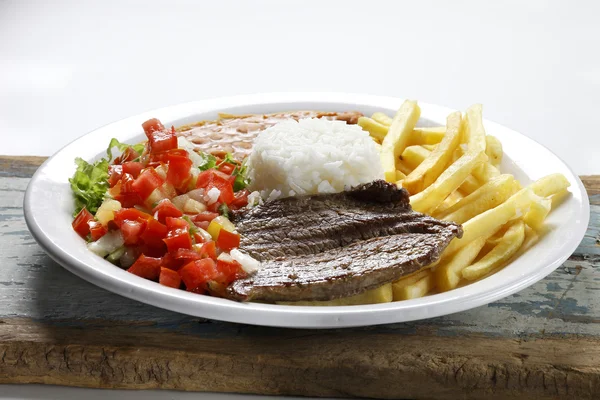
434, 236, 489, 292
380, 101, 421, 182
442, 186, 536, 257
457, 174, 481, 195
465, 104, 486, 152
358, 117, 388, 142
462, 220, 525, 281
403, 112, 463, 194
393, 271, 434, 300
431, 190, 464, 217
396, 160, 413, 176
523, 195, 551, 230
485, 135, 503, 166
410, 126, 446, 145
472, 162, 501, 183
401, 145, 430, 171
280, 283, 393, 306
372, 112, 393, 126
392, 269, 430, 289
550, 189, 571, 210
529, 173, 571, 197
422, 144, 438, 151
442, 175, 520, 224
410, 151, 488, 214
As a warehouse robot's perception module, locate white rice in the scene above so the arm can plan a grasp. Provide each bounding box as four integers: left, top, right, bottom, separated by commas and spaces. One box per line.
246, 118, 384, 200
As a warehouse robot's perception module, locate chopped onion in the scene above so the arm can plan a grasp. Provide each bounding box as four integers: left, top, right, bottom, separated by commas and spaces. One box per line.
172, 194, 190, 211
247, 191, 263, 208
206, 187, 220, 205
195, 227, 213, 243
177, 137, 206, 168
183, 198, 206, 214
186, 188, 205, 202
87, 231, 124, 258
230, 249, 261, 274
119, 247, 137, 268
217, 252, 234, 262
95, 199, 122, 225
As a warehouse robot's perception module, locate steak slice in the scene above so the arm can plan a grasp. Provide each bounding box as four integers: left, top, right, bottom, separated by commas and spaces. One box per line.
175, 110, 363, 160
227, 180, 462, 302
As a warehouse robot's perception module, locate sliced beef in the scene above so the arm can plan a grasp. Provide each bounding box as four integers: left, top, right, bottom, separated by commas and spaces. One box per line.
175, 111, 363, 160
227, 180, 462, 302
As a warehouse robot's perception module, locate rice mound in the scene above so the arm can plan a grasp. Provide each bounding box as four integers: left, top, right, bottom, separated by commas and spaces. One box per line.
246, 118, 384, 200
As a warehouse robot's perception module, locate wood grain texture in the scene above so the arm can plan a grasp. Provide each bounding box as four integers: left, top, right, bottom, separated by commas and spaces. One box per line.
1, 156, 599, 399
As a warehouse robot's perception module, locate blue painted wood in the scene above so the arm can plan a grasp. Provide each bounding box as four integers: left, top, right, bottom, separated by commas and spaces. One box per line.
1, 177, 599, 338
1, 164, 599, 399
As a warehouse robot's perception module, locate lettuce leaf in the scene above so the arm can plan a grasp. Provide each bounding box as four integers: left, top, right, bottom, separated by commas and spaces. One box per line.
69, 157, 110, 216
197, 152, 217, 171
106, 138, 145, 161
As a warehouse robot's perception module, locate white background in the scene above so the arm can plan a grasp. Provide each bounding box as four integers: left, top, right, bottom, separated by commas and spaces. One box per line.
1, 0, 599, 174
1, 0, 598, 399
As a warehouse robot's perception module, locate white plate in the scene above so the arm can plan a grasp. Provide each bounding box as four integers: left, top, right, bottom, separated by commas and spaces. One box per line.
23, 93, 590, 328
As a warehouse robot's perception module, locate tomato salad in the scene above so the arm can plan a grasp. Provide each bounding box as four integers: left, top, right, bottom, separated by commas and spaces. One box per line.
69, 118, 260, 296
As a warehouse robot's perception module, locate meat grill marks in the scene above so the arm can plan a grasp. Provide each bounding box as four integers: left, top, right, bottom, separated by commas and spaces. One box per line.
175, 111, 363, 160
227, 181, 463, 302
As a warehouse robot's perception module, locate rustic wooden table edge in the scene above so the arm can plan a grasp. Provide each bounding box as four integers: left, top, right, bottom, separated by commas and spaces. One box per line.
1, 156, 599, 400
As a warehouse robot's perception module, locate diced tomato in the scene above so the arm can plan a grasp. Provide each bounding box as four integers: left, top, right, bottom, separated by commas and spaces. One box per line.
72, 207, 94, 238
127, 254, 162, 280
173, 248, 203, 261
140, 218, 168, 248
122, 161, 144, 178
194, 220, 210, 230
114, 147, 140, 164
216, 229, 240, 251
196, 170, 235, 205
108, 165, 123, 187
142, 118, 165, 135
120, 219, 147, 245
165, 216, 188, 230
113, 208, 152, 227
216, 258, 246, 284
179, 259, 218, 293
132, 168, 164, 200
199, 240, 217, 260
218, 162, 235, 175
152, 199, 183, 223
229, 189, 249, 210
113, 173, 144, 207
88, 221, 108, 241
161, 252, 183, 270
191, 211, 219, 223
159, 267, 181, 288
166, 154, 192, 191
163, 228, 192, 253
143, 119, 177, 154
149, 148, 188, 163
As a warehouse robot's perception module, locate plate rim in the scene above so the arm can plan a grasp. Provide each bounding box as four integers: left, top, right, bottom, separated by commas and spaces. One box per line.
23, 92, 591, 328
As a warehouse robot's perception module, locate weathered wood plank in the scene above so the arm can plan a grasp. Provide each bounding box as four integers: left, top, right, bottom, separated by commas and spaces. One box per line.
2, 320, 600, 400
0, 156, 47, 178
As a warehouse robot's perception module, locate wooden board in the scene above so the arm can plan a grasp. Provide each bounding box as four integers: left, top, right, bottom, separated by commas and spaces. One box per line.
1, 156, 599, 400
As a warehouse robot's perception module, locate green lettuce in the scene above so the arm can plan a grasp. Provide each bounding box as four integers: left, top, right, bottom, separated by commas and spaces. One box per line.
69, 157, 110, 216
69, 138, 144, 217
197, 152, 217, 171
106, 138, 145, 161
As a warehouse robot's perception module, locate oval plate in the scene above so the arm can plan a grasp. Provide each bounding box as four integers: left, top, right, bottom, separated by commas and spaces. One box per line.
24, 93, 590, 328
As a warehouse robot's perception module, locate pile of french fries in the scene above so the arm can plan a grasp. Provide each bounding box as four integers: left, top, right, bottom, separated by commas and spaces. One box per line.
359, 101, 571, 302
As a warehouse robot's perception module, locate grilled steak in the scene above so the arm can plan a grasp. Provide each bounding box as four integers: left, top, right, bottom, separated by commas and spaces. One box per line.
227, 180, 462, 302
176, 111, 363, 160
